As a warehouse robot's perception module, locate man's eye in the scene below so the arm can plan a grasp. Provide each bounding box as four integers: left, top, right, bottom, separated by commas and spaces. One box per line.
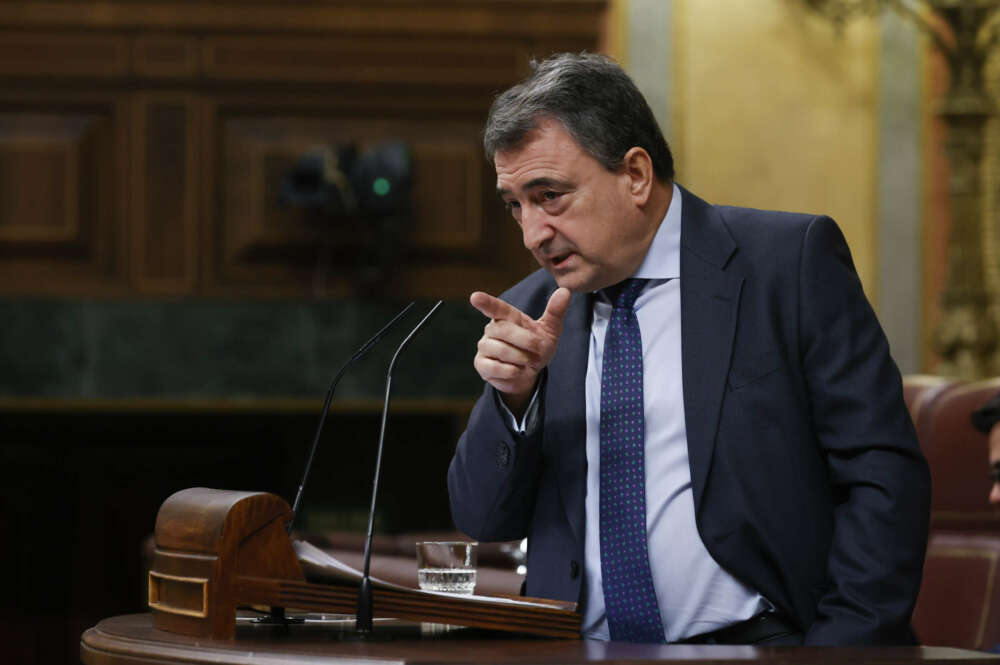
505, 201, 522, 221
542, 191, 562, 201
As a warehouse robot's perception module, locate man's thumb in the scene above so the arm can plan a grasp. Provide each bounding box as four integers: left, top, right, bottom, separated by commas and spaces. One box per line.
538, 287, 571, 334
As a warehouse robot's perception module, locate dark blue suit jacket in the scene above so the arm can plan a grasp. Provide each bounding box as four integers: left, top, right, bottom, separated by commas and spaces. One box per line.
448, 187, 930, 645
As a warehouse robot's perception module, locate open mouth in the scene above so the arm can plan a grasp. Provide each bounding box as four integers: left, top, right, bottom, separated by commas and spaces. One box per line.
550, 252, 573, 269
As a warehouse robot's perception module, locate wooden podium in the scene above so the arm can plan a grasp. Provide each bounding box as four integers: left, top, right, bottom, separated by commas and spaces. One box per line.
80, 487, 1000, 664
81, 613, 1000, 665
146, 487, 579, 640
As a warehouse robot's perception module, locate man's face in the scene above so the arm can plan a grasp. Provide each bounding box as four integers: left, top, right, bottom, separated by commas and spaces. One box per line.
990, 424, 1000, 505
494, 118, 655, 293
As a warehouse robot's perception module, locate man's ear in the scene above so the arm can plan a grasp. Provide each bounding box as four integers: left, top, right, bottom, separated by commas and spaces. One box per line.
622, 147, 654, 206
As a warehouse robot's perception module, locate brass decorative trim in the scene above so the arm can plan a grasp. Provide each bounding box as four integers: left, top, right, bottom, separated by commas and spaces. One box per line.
148, 571, 209, 619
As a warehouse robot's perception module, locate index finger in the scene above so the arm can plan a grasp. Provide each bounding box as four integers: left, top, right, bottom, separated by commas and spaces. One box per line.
470, 291, 534, 326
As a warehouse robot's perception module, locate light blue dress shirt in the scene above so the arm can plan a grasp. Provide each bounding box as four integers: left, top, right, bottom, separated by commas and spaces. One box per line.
580, 185, 767, 641
504, 185, 768, 641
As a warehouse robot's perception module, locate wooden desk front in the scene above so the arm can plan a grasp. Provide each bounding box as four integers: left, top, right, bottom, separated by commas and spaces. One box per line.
81, 613, 1000, 665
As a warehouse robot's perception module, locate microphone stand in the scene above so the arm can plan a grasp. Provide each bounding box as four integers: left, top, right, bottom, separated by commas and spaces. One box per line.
356, 300, 444, 634
257, 302, 414, 630
288, 302, 416, 534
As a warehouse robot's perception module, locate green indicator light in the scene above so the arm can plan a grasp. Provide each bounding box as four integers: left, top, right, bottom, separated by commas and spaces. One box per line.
373, 177, 391, 196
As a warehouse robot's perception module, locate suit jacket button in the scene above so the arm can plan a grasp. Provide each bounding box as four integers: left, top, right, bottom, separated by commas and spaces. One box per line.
569, 560, 580, 579
495, 441, 511, 468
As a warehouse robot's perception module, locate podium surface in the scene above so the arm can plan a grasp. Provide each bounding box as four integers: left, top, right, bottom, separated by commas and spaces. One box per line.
81, 613, 1000, 665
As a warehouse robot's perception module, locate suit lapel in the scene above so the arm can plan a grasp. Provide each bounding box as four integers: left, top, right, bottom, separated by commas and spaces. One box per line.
678, 187, 743, 513
545, 289, 592, 550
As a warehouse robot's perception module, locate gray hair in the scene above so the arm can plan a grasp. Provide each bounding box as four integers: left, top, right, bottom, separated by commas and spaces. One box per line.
483, 52, 674, 181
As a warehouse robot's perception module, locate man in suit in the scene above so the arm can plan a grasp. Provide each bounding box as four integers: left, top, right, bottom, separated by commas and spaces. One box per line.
448, 53, 930, 646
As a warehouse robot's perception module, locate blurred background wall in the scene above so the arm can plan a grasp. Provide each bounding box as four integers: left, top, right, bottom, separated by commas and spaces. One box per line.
0, 0, 984, 663
614, 0, 923, 374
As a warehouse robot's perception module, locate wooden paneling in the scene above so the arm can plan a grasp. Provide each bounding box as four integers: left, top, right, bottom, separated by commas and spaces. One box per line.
0, 132, 78, 243
0, 0, 606, 299
202, 36, 522, 86
0, 32, 129, 78
0, 1, 606, 38
0, 101, 128, 294
133, 35, 199, 78
131, 94, 198, 293
208, 111, 511, 298
410, 141, 483, 250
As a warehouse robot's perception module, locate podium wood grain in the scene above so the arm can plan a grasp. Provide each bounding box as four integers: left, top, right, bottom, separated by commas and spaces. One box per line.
148, 488, 580, 639
81, 613, 1000, 665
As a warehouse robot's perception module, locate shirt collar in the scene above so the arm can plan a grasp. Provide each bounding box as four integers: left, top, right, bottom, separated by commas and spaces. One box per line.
631, 183, 681, 280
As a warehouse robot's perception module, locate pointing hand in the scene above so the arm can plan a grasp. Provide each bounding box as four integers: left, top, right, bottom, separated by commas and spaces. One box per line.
470, 288, 571, 417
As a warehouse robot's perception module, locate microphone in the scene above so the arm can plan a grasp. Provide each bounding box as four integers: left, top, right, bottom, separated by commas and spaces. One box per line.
287, 302, 416, 534
356, 300, 444, 634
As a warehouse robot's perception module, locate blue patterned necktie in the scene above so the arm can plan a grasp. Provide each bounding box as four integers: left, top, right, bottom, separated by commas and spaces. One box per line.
599, 277, 665, 643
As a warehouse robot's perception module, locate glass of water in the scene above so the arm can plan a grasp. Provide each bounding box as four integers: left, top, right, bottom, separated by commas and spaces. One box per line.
415, 541, 477, 594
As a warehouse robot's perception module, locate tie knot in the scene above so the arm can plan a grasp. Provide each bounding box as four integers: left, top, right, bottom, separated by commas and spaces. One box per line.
605, 278, 648, 309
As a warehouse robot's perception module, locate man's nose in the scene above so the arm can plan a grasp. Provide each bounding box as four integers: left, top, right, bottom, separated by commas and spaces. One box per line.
521, 206, 554, 250
990, 482, 1000, 505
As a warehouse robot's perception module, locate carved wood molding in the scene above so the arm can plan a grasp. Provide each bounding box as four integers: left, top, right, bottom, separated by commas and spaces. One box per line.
0, 93, 130, 295
0, 1, 606, 39
0, 0, 607, 299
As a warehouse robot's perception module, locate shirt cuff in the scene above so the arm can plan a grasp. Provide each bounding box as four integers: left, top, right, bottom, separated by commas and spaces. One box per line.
496, 375, 544, 436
